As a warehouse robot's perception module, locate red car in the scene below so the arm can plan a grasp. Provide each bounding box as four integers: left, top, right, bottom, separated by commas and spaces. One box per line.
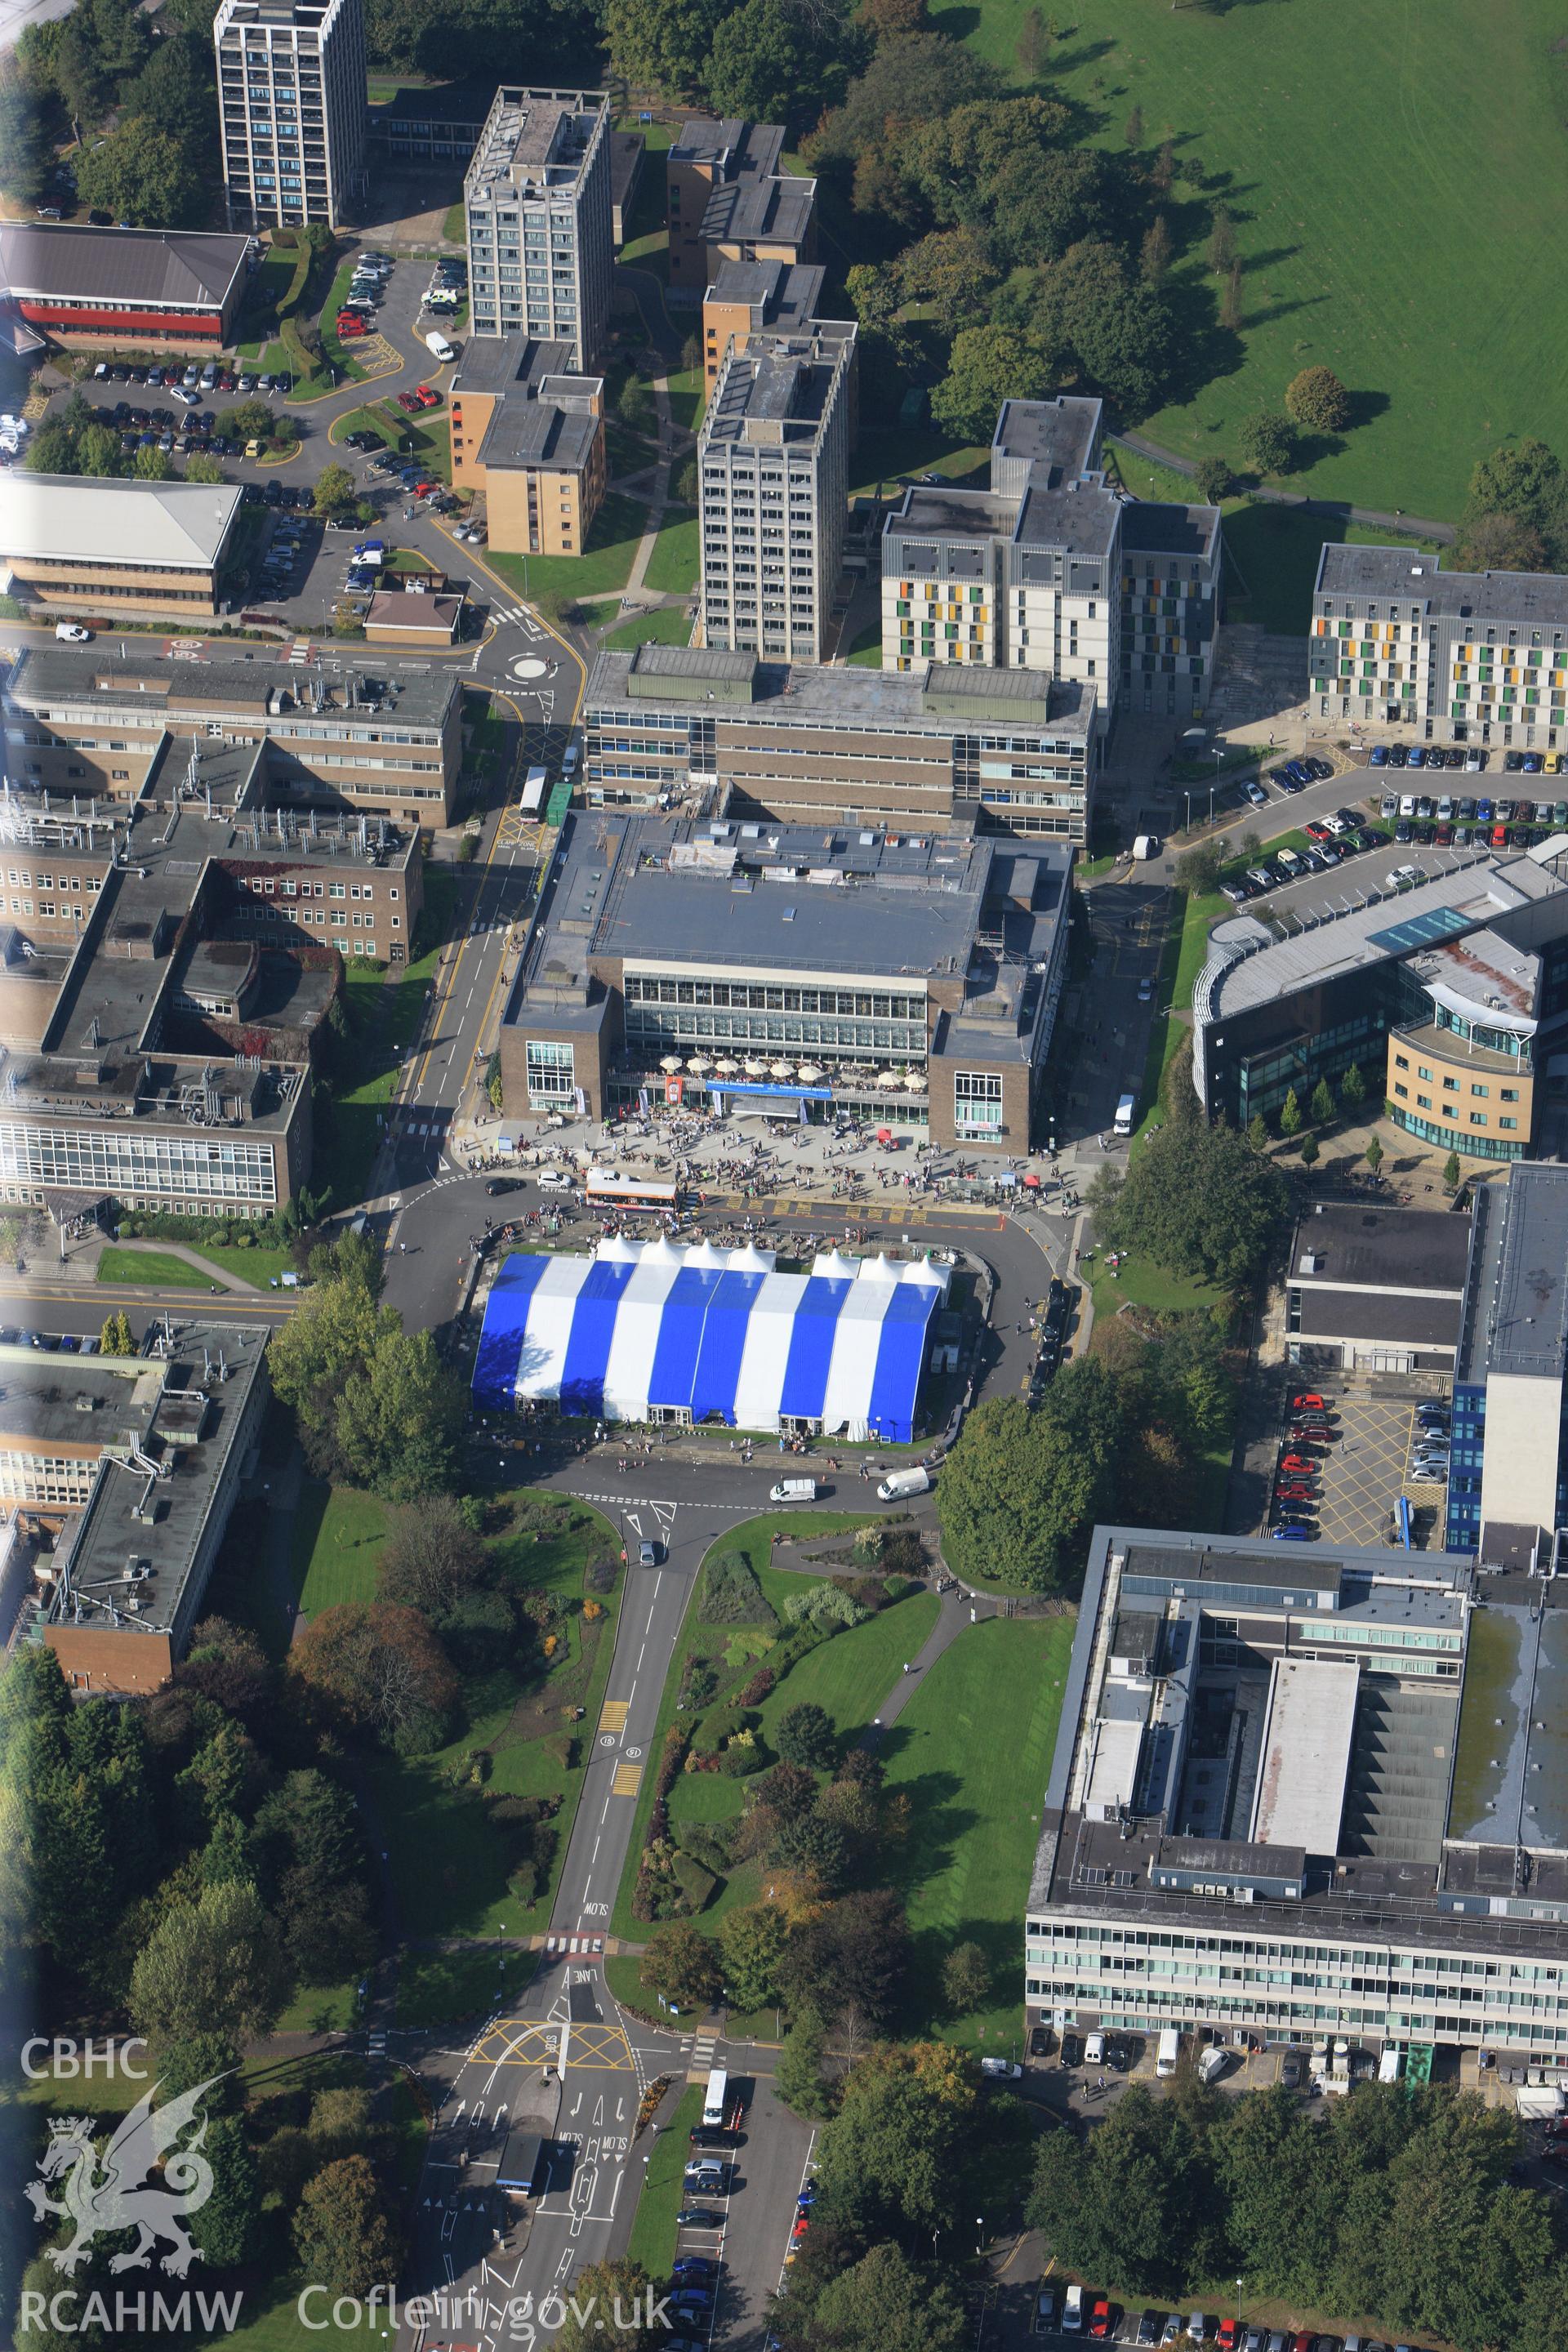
1304, 822, 1334, 842
1279, 1454, 1318, 1477
1292, 1392, 1326, 1410
1089, 2301, 1112, 2339
396, 390, 422, 412
412, 478, 439, 497
337, 316, 366, 337
413, 383, 441, 408
1276, 1486, 1316, 1504
1217, 2325, 1237, 2352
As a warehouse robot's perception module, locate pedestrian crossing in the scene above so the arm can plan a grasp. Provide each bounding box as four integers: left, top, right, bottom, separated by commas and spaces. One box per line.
492, 605, 543, 630
689, 2030, 719, 2082
545, 1931, 604, 1954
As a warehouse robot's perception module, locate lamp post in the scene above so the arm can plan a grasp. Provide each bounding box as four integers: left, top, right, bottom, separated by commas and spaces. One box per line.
1236, 2278, 1245, 2332
974, 2215, 984, 2257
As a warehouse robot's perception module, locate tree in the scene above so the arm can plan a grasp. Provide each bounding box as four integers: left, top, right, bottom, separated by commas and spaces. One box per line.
1459, 437, 1568, 570
1030, 240, 1178, 414
130, 1879, 288, 2046
1219, 261, 1244, 332
313, 461, 359, 520
1309, 1077, 1335, 1126
77, 117, 204, 228
100, 1310, 134, 1356
1365, 1133, 1384, 1177
1139, 216, 1172, 288
813, 2243, 969, 2352
1015, 4, 1051, 75
985, 143, 1117, 270
940, 1940, 991, 2015
332, 1325, 466, 1499
780, 1886, 910, 2028
775, 1700, 836, 1771
606, 0, 724, 99
378, 1492, 485, 1615
550, 2256, 657, 2352
1124, 102, 1143, 149
132, 443, 175, 480
1194, 456, 1239, 503
1340, 1062, 1367, 1109
292, 2154, 403, 2299
1090, 1114, 1290, 1290
1285, 365, 1351, 432
1454, 509, 1549, 573
124, 30, 214, 144
1174, 838, 1224, 890
1246, 1111, 1270, 1153
775, 2004, 831, 2118
858, 0, 926, 37
290, 1601, 458, 1753
1444, 1150, 1463, 1192
844, 261, 902, 336
1239, 411, 1299, 477
936, 1378, 1122, 1592
813, 2042, 975, 2237
184, 451, 225, 483
1298, 1132, 1319, 1170
720, 1900, 789, 2012
1278, 1085, 1303, 1138
639, 1921, 721, 2014
894, 226, 999, 333
1207, 206, 1237, 274
77, 424, 124, 477
229, 399, 274, 446
706, 0, 855, 137
1026, 2082, 1214, 2299
197, 2113, 263, 2269
1150, 138, 1175, 196
930, 323, 1049, 442
0, 63, 52, 207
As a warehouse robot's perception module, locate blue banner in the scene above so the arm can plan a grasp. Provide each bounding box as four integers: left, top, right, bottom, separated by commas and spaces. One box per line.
711, 1081, 835, 1101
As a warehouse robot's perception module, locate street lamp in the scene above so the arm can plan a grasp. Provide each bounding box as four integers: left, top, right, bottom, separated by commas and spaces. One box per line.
1236, 2278, 1245, 2331
974, 2215, 984, 2256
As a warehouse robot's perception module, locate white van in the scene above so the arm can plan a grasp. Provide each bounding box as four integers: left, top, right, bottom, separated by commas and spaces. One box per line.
1113, 1092, 1136, 1138
769, 1477, 817, 1503
877, 1465, 932, 1501
55, 621, 91, 643
425, 328, 457, 363
1062, 2284, 1085, 2333
1156, 2028, 1181, 2078
1132, 833, 1160, 860
1084, 2032, 1105, 2068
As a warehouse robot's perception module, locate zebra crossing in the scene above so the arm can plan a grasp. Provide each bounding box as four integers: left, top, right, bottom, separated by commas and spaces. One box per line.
492, 604, 545, 630
545, 1931, 604, 1955
688, 2029, 720, 2082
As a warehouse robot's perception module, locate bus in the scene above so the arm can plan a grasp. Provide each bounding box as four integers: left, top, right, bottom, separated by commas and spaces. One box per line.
585, 1170, 682, 1213
702, 2067, 728, 2128
520, 766, 548, 817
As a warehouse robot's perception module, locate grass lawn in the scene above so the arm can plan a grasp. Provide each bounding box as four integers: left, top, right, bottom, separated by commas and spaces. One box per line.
235, 247, 298, 363
97, 1245, 211, 1288
396, 1943, 533, 2029
884, 1616, 1074, 2047
321, 867, 456, 1208
290, 1481, 390, 1615
368, 1497, 621, 1941
487, 491, 650, 612
603, 605, 693, 653
611, 1510, 929, 1937
319, 257, 372, 382
1080, 1250, 1226, 1321
666, 362, 706, 436
189, 1241, 296, 1286
850, 429, 987, 503
845, 620, 883, 666
627, 2084, 702, 2278
643, 508, 700, 595
274, 1976, 359, 2032
443, 200, 466, 243
949, 0, 1568, 523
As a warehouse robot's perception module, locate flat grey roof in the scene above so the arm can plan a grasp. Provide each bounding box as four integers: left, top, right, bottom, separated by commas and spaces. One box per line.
1294, 1290, 1462, 1348
1120, 500, 1221, 559
6, 644, 459, 730
704, 339, 838, 446
478, 398, 598, 473
1471, 1160, 1568, 1382
451, 332, 583, 396
992, 395, 1102, 482
1450, 1588, 1568, 1852
1013, 477, 1119, 559
705, 256, 825, 330
466, 87, 605, 199
701, 172, 815, 247
1316, 543, 1568, 628
0, 223, 250, 310
0, 475, 241, 570
885, 485, 1017, 546
47, 1320, 268, 1641
588, 645, 1095, 740
671, 118, 783, 176
1290, 1202, 1472, 1294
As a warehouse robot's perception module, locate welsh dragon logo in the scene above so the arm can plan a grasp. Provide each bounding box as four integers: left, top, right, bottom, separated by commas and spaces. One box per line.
25, 2075, 225, 2276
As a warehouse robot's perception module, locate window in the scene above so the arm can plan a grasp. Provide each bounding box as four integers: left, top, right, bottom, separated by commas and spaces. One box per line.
1469, 1112, 1488, 1127
526, 1039, 575, 1102
1471, 1082, 1489, 1098
953, 1070, 1003, 1134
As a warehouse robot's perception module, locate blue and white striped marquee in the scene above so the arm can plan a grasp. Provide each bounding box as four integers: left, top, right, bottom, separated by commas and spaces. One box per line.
472, 1237, 950, 1442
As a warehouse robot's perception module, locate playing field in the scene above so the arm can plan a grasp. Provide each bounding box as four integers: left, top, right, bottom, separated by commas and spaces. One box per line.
947, 0, 1568, 519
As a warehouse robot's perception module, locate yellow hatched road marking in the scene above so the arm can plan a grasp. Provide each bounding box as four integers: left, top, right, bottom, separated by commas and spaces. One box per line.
612, 1762, 643, 1796
599, 1699, 630, 1735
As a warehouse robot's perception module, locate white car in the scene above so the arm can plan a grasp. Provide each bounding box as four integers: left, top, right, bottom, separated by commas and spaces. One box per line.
978, 2056, 1022, 2078
537, 1169, 570, 1188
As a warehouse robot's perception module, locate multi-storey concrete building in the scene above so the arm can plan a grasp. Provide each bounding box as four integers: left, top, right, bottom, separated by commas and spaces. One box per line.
698, 326, 855, 663
0, 224, 253, 354
581, 643, 1098, 845
501, 808, 1069, 1150
1310, 546, 1568, 752
666, 119, 815, 301
0, 475, 244, 623
448, 333, 604, 555
1027, 1524, 1568, 2067
1192, 840, 1568, 1145
3, 644, 463, 826
881, 398, 1221, 733
464, 88, 612, 368
701, 258, 829, 386
216, 0, 366, 230
1446, 1160, 1568, 1561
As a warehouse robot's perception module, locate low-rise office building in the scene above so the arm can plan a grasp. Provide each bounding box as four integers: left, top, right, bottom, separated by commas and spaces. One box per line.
1027, 1525, 1568, 2065
1193, 843, 1568, 1147
1285, 1201, 1470, 1374
366, 73, 493, 161
448, 333, 604, 555
698, 325, 855, 664
881, 398, 1221, 733
3, 644, 462, 825
666, 118, 813, 300
0, 223, 252, 353
1311, 546, 1568, 750
582, 643, 1098, 845
500, 808, 1069, 1151
34, 1320, 270, 1693
465, 87, 612, 368
0, 474, 244, 622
